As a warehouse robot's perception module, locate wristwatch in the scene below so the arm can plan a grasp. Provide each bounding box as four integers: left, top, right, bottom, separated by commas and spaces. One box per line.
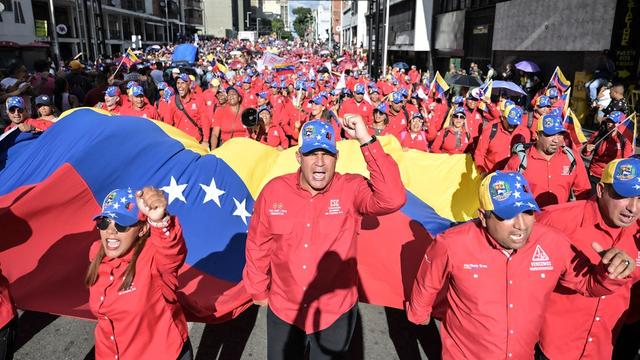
360, 135, 377, 148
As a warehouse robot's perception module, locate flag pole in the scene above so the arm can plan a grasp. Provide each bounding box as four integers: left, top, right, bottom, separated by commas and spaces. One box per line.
590, 118, 631, 147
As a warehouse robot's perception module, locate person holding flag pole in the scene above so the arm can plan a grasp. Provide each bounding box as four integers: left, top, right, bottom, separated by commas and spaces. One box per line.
582, 111, 636, 190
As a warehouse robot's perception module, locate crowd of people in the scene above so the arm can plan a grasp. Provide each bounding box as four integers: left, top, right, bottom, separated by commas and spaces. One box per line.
0, 35, 639, 360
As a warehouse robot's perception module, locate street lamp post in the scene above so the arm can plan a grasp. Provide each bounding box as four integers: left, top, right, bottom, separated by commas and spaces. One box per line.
246, 11, 251, 30
257, 18, 260, 37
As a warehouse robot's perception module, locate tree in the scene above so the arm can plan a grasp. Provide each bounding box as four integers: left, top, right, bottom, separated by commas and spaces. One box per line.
271, 18, 284, 37
292, 7, 313, 40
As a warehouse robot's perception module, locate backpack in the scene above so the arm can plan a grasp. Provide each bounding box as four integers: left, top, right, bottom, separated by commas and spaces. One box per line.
511, 143, 577, 174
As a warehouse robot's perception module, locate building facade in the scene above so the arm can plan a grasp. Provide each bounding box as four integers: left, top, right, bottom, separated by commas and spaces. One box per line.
0, 0, 204, 66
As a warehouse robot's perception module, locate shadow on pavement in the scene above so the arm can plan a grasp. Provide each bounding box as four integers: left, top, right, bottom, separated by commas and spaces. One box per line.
195, 305, 258, 359
15, 311, 59, 351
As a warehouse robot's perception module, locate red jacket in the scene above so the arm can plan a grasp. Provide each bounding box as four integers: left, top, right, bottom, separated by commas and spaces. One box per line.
431, 127, 471, 154
504, 146, 591, 207
4, 118, 53, 133
213, 104, 248, 143
243, 140, 405, 333
168, 93, 211, 143
254, 124, 288, 149
120, 103, 161, 120
473, 121, 531, 174
89, 217, 188, 360
583, 130, 633, 178
399, 130, 429, 152
0, 267, 15, 329
338, 98, 373, 126
537, 200, 640, 360
407, 220, 626, 360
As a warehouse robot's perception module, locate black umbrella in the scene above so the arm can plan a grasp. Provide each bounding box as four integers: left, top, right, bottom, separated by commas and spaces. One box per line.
449, 74, 482, 87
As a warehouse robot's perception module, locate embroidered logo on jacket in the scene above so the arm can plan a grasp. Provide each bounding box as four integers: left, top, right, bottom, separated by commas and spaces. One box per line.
325, 199, 343, 215
118, 282, 137, 295
530, 245, 553, 271
268, 202, 287, 216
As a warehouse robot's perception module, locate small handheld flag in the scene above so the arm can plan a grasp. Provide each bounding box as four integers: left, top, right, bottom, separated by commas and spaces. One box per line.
617, 112, 637, 150
548, 66, 571, 92
430, 71, 450, 98
563, 109, 587, 145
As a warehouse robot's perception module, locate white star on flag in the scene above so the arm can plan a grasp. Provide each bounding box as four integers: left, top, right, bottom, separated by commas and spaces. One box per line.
515, 201, 523, 207
513, 191, 521, 199
161, 176, 188, 204
200, 177, 225, 207
515, 182, 521, 188
112, 203, 120, 210
316, 135, 321, 140
233, 198, 252, 225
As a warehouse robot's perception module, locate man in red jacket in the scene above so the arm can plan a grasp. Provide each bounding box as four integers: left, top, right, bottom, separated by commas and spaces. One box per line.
168, 73, 211, 148
504, 114, 591, 207
536, 157, 640, 360
339, 83, 372, 125
243, 115, 406, 360
407, 170, 636, 360
474, 104, 531, 175
120, 85, 161, 120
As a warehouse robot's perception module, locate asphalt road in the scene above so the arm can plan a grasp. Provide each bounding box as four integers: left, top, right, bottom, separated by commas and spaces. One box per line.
13, 304, 441, 359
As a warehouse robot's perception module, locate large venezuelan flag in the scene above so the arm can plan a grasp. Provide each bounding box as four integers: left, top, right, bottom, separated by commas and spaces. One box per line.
0, 109, 481, 321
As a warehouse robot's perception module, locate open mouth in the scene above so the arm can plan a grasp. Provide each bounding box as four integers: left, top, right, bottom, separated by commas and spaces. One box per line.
509, 233, 525, 242
106, 238, 120, 250
312, 171, 326, 181
620, 213, 635, 224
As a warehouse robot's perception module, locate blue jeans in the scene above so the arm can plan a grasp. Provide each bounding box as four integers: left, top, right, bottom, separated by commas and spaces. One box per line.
587, 78, 607, 102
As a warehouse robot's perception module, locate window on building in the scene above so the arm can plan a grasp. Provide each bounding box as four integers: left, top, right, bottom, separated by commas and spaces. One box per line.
14, 1, 25, 24
145, 23, 155, 41
108, 15, 121, 40
134, 18, 143, 37
122, 17, 132, 38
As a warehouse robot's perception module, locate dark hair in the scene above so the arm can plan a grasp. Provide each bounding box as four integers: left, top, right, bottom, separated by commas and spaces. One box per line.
34, 60, 49, 73
85, 224, 149, 291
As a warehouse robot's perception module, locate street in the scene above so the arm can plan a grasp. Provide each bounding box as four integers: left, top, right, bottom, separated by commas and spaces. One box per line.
13, 303, 439, 359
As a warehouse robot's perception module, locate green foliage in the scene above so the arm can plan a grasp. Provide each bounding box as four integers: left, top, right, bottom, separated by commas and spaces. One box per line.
271, 18, 284, 35
292, 7, 313, 39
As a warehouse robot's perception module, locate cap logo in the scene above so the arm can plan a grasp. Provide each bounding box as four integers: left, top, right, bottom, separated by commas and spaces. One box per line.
490, 180, 512, 201
616, 164, 636, 181
304, 125, 314, 138
543, 117, 554, 127
509, 110, 517, 118
103, 191, 117, 209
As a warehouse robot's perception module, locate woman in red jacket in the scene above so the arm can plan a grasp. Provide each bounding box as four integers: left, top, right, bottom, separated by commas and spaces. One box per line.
86, 187, 191, 360
431, 106, 472, 154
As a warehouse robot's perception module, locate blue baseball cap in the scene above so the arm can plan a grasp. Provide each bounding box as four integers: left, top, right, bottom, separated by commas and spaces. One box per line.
538, 114, 566, 135
399, 87, 409, 97
243, 76, 251, 84
105, 86, 121, 97
257, 91, 269, 99
354, 83, 365, 94
162, 87, 174, 101
271, 81, 279, 88
546, 88, 559, 99
299, 120, 337, 155
131, 85, 144, 97
548, 108, 561, 116
601, 158, 640, 198
157, 82, 169, 90
391, 92, 404, 104
307, 81, 316, 89
92, 188, 140, 226
503, 104, 523, 126
330, 88, 341, 96
126, 81, 138, 89
452, 95, 464, 105
369, 86, 380, 94
176, 73, 190, 82
537, 96, 551, 108
606, 111, 624, 123
257, 105, 271, 114
479, 171, 540, 220
35, 95, 52, 106
6, 96, 24, 110
310, 95, 325, 106
452, 106, 466, 116
375, 103, 388, 114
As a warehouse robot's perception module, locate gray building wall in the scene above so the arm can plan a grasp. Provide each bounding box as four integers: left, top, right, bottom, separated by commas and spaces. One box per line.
203, 0, 233, 37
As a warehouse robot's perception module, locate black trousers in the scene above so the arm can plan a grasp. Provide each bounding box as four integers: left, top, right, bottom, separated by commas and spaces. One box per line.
177, 338, 193, 360
0, 316, 17, 360
267, 305, 358, 360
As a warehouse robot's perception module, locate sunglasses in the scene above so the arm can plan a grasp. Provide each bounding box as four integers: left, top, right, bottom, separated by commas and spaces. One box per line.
453, 114, 466, 119
96, 217, 137, 232
8, 108, 24, 114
